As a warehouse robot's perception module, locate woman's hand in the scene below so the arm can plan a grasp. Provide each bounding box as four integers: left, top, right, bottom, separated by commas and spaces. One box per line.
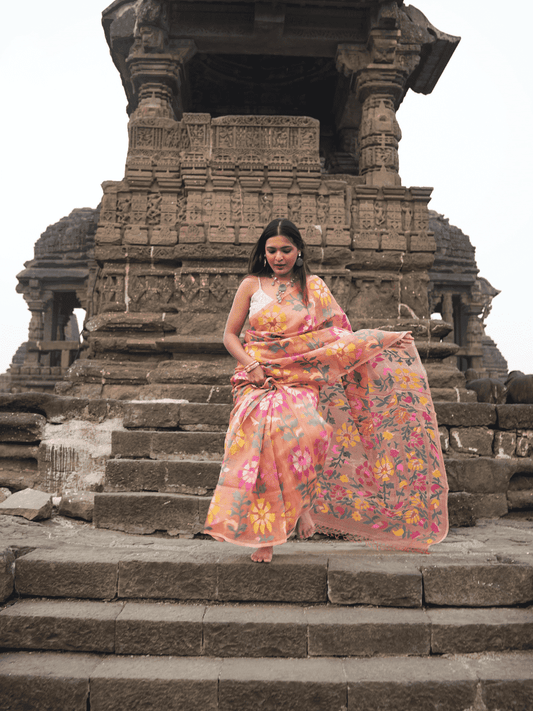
396, 332, 414, 348
246, 364, 266, 386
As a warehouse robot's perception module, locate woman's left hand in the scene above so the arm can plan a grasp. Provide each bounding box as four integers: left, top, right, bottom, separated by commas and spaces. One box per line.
396, 332, 414, 348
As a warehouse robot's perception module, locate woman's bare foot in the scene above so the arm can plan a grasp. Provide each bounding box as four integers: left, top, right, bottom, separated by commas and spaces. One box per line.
298, 510, 316, 539
251, 546, 273, 563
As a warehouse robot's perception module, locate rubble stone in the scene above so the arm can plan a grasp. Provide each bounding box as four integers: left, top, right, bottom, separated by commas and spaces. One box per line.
58, 492, 96, 522
0, 488, 52, 521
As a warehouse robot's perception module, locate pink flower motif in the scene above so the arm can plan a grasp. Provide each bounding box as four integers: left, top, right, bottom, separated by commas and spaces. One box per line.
335, 505, 345, 515
331, 484, 347, 501
404, 396, 412, 404
390, 448, 399, 458
289, 446, 313, 480
431, 523, 440, 533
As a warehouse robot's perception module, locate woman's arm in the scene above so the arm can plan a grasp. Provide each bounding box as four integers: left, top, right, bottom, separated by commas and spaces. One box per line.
223, 277, 266, 385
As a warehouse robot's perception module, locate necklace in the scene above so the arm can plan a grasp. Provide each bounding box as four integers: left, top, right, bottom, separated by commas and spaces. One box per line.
271, 274, 295, 303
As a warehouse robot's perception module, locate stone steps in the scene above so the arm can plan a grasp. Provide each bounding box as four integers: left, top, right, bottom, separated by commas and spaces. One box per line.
1, 650, 532, 710
11, 544, 533, 608
94, 491, 212, 535
1, 598, 532, 658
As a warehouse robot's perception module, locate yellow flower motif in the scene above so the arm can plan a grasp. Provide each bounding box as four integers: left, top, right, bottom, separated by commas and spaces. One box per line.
206, 492, 222, 525
405, 509, 420, 524
420, 396, 428, 406
336, 422, 361, 448
257, 305, 287, 334
249, 498, 276, 535
430, 498, 440, 509
394, 368, 421, 390
313, 280, 332, 305
229, 428, 246, 455
374, 455, 394, 482
410, 492, 422, 507
392, 527, 405, 537
426, 538, 434, 545
340, 475, 349, 483
432, 469, 441, 478
382, 431, 394, 441
352, 510, 362, 521
399, 480, 408, 488
406, 451, 424, 472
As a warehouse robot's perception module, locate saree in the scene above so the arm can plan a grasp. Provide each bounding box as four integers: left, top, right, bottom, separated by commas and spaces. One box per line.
204, 275, 448, 553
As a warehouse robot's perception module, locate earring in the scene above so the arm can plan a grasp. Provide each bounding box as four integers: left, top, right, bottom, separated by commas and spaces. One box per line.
263, 256, 267, 267
295, 252, 303, 267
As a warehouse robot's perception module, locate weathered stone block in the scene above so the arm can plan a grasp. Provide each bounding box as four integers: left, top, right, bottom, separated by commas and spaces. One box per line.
345, 656, 478, 711
428, 608, 533, 654
180, 403, 233, 427
90, 657, 220, 711
0, 413, 46, 443
328, 558, 422, 607
435, 403, 496, 427
470, 653, 533, 710
447, 492, 475, 527
151, 432, 225, 460
111, 430, 152, 458
422, 563, 533, 606
204, 604, 307, 658
0, 651, 99, 711
123, 402, 182, 429
94, 492, 209, 535
105, 458, 220, 495
118, 553, 218, 600
507, 488, 533, 510
0, 488, 52, 521
449, 427, 494, 455
115, 602, 204, 656
219, 657, 346, 711
497, 404, 533, 429
307, 607, 430, 657
15, 548, 120, 599
58, 492, 95, 522
217, 552, 328, 603
493, 430, 517, 458
444, 458, 516, 494
516, 430, 533, 457
0, 599, 122, 653
438, 427, 449, 453
472, 493, 508, 518
0, 548, 15, 603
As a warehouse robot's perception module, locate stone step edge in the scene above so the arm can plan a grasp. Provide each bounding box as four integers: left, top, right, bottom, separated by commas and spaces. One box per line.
1, 599, 532, 658
11, 546, 533, 608
0, 651, 532, 711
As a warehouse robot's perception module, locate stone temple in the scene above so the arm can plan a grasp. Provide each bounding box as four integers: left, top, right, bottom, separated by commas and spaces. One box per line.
1, 2, 533, 704
1, 0, 507, 399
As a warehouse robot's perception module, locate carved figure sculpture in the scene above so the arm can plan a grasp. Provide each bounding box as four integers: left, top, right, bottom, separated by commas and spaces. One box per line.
505, 371, 533, 404
465, 376, 507, 404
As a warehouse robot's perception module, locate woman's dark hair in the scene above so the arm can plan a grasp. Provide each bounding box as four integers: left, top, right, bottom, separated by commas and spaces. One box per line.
248, 218, 310, 303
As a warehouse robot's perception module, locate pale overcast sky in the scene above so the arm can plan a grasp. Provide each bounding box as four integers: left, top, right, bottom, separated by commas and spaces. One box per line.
1, 0, 532, 376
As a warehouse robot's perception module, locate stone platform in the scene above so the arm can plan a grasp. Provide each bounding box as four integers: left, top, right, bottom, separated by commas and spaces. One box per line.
1, 517, 533, 710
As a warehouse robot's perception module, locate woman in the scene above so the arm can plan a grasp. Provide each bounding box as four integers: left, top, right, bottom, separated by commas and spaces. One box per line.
204, 219, 448, 562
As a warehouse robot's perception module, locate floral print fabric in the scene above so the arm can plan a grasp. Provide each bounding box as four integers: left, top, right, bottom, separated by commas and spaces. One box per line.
204, 276, 448, 552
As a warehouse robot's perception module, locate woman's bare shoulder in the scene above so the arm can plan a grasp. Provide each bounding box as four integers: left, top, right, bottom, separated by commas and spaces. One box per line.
237, 275, 259, 297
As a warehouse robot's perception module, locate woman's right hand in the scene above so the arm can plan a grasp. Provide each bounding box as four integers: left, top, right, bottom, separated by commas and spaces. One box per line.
246, 364, 266, 386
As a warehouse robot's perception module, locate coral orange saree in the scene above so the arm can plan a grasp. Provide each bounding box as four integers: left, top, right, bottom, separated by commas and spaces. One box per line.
204, 276, 448, 552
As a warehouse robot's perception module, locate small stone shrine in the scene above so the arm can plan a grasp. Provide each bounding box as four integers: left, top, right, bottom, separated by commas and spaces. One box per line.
55, 0, 465, 400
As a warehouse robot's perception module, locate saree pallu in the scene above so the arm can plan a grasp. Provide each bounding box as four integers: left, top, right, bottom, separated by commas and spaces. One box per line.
204, 276, 448, 553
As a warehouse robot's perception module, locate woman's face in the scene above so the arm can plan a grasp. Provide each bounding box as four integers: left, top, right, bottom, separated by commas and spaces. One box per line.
265, 235, 298, 278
